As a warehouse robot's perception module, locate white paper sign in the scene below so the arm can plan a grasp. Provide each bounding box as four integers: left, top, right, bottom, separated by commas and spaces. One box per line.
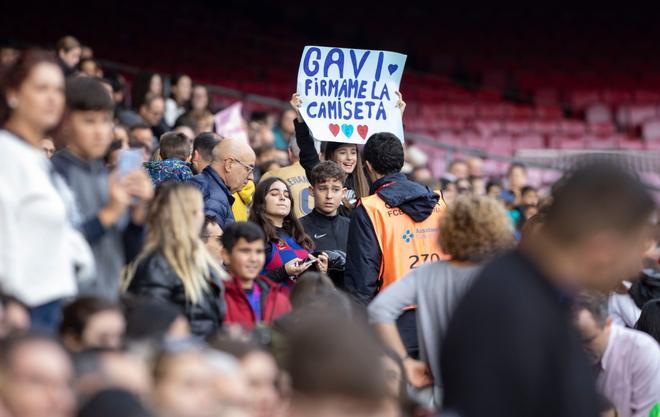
296, 46, 407, 144
214, 102, 248, 142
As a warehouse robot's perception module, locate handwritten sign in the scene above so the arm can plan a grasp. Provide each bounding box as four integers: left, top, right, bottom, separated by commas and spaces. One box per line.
296, 46, 407, 144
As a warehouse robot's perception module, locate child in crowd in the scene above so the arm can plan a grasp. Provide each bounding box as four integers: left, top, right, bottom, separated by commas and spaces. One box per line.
144, 131, 194, 188
52, 76, 153, 300
300, 161, 349, 288
221, 222, 291, 330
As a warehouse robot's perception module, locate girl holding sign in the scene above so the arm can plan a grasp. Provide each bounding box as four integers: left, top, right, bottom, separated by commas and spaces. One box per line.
290, 92, 406, 215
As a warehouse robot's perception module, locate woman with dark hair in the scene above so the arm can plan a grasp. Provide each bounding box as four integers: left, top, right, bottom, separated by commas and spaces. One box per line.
164, 74, 192, 127
59, 296, 125, 352
0, 49, 93, 330
55, 35, 81, 76
174, 84, 212, 134
289, 92, 405, 216
131, 71, 163, 111
189, 84, 210, 113
248, 177, 328, 285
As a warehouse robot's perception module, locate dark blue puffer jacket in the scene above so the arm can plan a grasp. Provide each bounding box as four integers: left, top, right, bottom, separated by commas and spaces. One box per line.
188, 166, 235, 229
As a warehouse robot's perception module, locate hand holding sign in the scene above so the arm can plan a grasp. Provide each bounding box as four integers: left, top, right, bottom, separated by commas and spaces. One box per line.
296, 46, 407, 144
290, 93, 304, 123
395, 90, 406, 116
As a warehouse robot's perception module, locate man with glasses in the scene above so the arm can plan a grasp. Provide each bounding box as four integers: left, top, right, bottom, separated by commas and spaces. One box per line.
201, 217, 224, 262
190, 137, 256, 229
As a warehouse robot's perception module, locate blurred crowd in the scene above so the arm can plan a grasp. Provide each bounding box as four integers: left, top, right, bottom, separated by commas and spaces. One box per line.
0, 36, 658, 417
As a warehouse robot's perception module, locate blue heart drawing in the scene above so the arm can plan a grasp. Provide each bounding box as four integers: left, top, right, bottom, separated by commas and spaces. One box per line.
388, 64, 398, 75
341, 124, 354, 138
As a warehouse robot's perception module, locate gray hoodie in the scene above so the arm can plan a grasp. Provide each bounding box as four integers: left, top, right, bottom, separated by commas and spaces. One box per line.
51, 148, 143, 300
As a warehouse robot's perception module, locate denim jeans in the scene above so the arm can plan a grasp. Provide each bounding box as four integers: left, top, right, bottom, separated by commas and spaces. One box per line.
396, 309, 419, 359
29, 299, 65, 334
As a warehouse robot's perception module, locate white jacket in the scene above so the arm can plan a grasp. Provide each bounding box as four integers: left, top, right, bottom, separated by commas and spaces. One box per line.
0, 130, 92, 306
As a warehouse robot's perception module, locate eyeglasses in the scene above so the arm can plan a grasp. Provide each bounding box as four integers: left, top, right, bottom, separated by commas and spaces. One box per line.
201, 234, 223, 245
230, 158, 255, 174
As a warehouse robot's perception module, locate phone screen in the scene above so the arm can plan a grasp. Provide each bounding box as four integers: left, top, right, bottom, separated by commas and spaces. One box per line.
301, 258, 319, 269
117, 149, 144, 176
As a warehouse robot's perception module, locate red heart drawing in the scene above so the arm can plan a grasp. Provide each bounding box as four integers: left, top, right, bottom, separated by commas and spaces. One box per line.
357, 125, 369, 139
328, 123, 340, 137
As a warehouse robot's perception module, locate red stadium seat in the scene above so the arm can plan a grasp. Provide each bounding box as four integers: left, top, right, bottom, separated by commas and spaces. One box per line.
473, 119, 502, 136
618, 138, 645, 150
487, 134, 515, 156
559, 120, 587, 136
535, 105, 563, 120
477, 104, 506, 118
516, 134, 545, 149
585, 104, 612, 124
585, 135, 618, 150
569, 90, 600, 111
531, 120, 560, 135
448, 104, 477, 119
644, 139, 660, 150
549, 135, 585, 150
526, 168, 544, 188
642, 119, 660, 141
587, 121, 616, 136
533, 89, 560, 106
618, 105, 657, 128
502, 120, 531, 135
465, 134, 489, 150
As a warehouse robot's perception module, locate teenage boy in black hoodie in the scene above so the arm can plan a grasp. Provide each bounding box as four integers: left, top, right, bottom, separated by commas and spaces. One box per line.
300, 161, 350, 287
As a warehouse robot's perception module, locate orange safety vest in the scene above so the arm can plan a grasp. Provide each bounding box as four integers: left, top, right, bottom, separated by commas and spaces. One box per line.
361, 188, 448, 292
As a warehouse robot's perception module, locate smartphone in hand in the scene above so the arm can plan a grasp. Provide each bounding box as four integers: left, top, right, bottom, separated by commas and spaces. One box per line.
299, 257, 319, 269
117, 149, 144, 176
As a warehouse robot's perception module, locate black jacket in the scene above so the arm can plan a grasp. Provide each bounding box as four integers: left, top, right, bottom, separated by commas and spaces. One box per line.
294, 119, 360, 217
126, 251, 225, 338
441, 251, 600, 417
344, 173, 440, 306
300, 209, 350, 252
300, 209, 350, 288
630, 269, 660, 309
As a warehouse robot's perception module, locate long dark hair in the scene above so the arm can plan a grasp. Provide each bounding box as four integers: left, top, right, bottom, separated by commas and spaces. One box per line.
323, 143, 370, 201
131, 71, 160, 110
249, 177, 314, 251
0, 49, 60, 125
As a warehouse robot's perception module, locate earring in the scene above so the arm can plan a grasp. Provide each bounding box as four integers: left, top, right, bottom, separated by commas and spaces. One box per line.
7, 98, 17, 109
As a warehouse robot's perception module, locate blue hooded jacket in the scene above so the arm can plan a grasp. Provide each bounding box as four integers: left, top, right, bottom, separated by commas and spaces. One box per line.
188, 166, 235, 229
344, 173, 440, 306
144, 160, 193, 188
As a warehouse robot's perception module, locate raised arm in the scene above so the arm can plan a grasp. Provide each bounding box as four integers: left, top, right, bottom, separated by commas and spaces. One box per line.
290, 93, 321, 180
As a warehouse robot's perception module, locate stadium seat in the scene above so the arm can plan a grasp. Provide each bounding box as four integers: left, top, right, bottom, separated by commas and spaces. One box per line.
642, 120, 660, 141
585, 104, 612, 124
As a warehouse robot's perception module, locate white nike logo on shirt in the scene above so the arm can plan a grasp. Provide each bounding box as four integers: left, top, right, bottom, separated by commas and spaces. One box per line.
314, 233, 328, 239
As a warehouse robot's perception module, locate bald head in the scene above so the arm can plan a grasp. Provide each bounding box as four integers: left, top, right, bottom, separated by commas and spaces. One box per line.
210, 137, 256, 193
213, 137, 254, 162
